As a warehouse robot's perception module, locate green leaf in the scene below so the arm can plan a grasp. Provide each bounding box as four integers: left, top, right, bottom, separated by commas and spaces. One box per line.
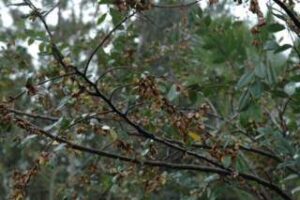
255, 127, 272, 140
235, 153, 250, 172
274, 44, 292, 54
284, 82, 297, 96
204, 174, 220, 183
97, 13, 107, 25
289, 75, 300, 82
266, 64, 277, 85
39, 42, 45, 52
141, 148, 150, 156
239, 103, 262, 125
56, 96, 72, 111
188, 90, 198, 104
275, 136, 295, 155
44, 117, 64, 131
254, 63, 266, 78
58, 117, 72, 131
271, 12, 286, 21
236, 71, 254, 89
195, 8, 203, 18
110, 8, 123, 27
167, 84, 179, 101
250, 81, 263, 98
222, 155, 232, 168
267, 23, 285, 32
21, 135, 37, 145
271, 89, 289, 98
283, 174, 299, 182
292, 186, 300, 195
43, 117, 71, 132
27, 38, 35, 46
53, 143, 67, 152
109, 129, 118, 141
238, 90, 251, 111
204, 16, 211, 26
264, 40, 279, 51
98, 0, 112, 4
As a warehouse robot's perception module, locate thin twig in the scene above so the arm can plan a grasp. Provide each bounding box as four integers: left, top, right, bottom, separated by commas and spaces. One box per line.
7, 108, 58, 121
37, 72, 76, 86
7, 72, 75, 103
84, 11, 136, 75
43, 2, 60, 18
96, 67, 128, 84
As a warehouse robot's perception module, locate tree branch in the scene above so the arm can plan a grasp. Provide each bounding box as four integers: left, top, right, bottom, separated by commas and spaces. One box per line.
36, 72, 76, 86
78, 68, 225, 169
273, 0, 300, 30
7, 108, 58, 122
11, 116, 292, 200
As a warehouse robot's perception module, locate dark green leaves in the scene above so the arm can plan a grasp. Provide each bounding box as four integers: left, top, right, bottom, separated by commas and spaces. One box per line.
97, 13, 107, 25
274, 44, 292, 54
264, 40, 279, 51
98, 0, 112, 4
265, 64, 277, 86
238, 90, 251, 111
167, 84, 179, 101
27, 37, 35, 45
221, 155, 232, 168
267, 23, 285, 32
249, 81, 263, 98
264, 40, 292, 54
236, 71, 254, 89
254, 64, 266, 78
109, 8, 124, 27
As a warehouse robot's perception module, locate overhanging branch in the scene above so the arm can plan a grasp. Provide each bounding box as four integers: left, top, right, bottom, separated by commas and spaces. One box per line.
273, 0, 300, 30
10, 116, 292, 200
